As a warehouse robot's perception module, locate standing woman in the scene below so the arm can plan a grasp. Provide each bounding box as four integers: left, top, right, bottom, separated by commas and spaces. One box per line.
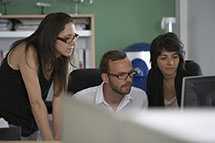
0, 12, 78, 140
146, 32, 201, 108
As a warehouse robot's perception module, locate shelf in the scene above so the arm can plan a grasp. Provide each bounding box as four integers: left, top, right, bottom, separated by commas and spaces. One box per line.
76, 30, 91, 37
0, 31, 33, 38
0, 14, 95, 68
0, 30, 91, 38
0, 14, 94, 19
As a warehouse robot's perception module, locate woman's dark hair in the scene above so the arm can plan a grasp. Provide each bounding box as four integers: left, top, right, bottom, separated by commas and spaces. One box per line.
99, 49, 127, 73
150, 32, 185, 70
10, 12, 74, 95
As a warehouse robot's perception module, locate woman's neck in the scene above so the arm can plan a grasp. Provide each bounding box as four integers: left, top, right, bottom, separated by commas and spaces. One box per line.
163, 75, 176, 101
163, 72, 176, 81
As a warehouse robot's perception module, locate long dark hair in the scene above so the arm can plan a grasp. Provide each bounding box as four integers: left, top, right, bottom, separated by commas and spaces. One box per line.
150, 32, 185, 81
150, 32, 185, 70
10, 12, 74, 95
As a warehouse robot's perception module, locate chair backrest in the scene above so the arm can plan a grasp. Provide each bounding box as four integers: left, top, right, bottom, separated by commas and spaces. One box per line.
185, 60, 202, 75
124, 42, 151, 91
132, 58, 149, 91
67, 68, 102, 94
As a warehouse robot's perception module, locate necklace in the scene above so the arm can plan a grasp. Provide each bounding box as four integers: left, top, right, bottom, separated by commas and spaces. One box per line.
164, 96, 178, 107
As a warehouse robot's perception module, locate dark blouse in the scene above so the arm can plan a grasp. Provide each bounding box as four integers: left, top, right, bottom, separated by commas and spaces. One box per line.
0, 56, 52, 136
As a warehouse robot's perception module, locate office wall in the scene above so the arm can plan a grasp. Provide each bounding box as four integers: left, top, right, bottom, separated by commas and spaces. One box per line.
0, 0, 175, 66
187, 0, 215, 75
178, 0, 215, 75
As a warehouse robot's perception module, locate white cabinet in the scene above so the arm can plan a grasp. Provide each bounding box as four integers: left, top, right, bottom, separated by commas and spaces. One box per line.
0, 14, 95, 68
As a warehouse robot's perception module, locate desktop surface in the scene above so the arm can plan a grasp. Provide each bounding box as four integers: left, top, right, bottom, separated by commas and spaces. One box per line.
123, 109, 215, 143
62, 96, 215, 143
0, 140, 60, 143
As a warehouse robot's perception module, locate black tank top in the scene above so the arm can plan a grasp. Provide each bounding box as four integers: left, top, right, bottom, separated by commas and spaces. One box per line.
0, 56, 52, 136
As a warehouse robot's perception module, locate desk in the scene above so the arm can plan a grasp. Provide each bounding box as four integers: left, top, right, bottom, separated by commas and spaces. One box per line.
63, 97, 215, 143
0, 141, 61, 143
118, 109, 215, 143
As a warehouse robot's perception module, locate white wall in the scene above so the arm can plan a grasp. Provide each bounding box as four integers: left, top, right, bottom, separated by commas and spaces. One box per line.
177, 0, 215, 75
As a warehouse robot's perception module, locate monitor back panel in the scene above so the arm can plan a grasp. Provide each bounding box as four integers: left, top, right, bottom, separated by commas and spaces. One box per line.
181, 75, 215, 108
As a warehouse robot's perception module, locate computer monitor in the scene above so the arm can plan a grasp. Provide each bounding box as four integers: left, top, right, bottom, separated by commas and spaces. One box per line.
181, 75, 215, 108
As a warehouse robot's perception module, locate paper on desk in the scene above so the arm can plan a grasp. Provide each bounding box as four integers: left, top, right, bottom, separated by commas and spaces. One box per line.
0, 117, 9, 128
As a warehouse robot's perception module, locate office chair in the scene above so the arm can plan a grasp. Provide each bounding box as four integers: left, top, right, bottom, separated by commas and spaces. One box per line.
132, 58, 149, 91
185, 60, 202, 75
124, 42, 151, 91
67, 68, 102, 94
46, 68, 104, 112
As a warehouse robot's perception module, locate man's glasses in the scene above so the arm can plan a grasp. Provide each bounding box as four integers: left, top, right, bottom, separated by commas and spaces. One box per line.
57, 33, 79, 44
108, 70, 137, 80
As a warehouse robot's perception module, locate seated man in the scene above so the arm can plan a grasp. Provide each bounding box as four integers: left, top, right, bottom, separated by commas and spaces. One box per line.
73, 50, 148, 112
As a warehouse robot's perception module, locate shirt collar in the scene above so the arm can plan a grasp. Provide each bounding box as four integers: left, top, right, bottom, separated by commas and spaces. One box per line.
95, 82, 105, 104
95, 82, 134, 104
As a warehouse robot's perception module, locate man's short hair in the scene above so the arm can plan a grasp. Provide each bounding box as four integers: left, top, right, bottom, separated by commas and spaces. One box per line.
99, 50, 127, 73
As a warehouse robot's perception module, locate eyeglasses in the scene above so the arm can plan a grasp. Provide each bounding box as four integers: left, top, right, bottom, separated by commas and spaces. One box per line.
108, 70, 137, 80
57, 33, 79, 44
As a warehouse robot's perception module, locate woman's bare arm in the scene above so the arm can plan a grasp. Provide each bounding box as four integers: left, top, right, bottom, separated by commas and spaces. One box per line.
52, 81, 63, 140
18, 46, 53, 140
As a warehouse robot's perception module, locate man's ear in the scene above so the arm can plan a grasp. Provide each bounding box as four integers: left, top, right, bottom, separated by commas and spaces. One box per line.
101, 73, 109, 83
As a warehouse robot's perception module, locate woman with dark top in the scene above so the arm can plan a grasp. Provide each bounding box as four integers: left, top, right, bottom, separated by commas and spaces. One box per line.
146, 32, 202, 108
0, 12, 78, 140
